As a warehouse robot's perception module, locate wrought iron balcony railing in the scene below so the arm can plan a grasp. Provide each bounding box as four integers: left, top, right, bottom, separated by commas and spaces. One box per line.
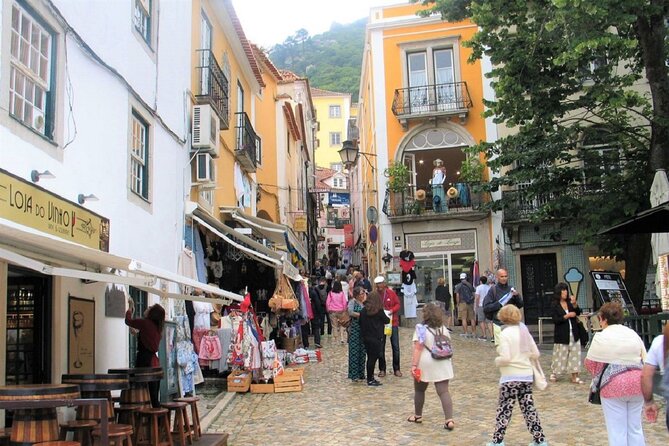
391, 81, 473, 118
382, 182, 488, 218
235, 112, 258, 173
501, 185, 589, 223
196, 49, 230, 129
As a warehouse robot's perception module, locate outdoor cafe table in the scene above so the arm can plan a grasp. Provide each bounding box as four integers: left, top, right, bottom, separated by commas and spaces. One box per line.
107, 367, 162, 408
61, 374, 129, 422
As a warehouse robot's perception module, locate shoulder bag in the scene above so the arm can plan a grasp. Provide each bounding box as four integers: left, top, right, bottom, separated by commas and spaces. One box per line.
588, 363, 610, 405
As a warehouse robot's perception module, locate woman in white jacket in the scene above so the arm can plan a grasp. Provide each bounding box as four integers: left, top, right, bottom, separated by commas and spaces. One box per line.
487, 304, 548, 446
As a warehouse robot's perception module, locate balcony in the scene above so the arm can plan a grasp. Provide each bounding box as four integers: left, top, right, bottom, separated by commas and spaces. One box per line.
235, 112, 258, 173
382, 182, 489, 221
502, 185, 588, 223
391, 82, 473, 130
195, 49, 230, 129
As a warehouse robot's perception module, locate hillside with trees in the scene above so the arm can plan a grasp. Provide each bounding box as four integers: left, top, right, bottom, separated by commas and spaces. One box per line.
269, 19, 366, 99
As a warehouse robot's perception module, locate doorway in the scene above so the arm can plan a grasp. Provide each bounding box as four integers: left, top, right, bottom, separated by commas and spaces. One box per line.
520, 254, 558, 324
6, 266, 52, 385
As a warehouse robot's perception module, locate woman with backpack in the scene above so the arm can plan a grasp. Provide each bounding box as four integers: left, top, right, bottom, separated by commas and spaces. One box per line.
407, 302, 455, 430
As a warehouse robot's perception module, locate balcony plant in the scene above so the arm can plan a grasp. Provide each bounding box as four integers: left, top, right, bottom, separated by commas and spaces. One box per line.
458, 156, 485, 183
384, 161, 411, 215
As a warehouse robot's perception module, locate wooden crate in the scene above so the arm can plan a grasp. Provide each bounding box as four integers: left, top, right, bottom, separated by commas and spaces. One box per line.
250, 381, 274, 394
227, 370, 251, 393
276, 336, 299, 353
274, 368, 305, 393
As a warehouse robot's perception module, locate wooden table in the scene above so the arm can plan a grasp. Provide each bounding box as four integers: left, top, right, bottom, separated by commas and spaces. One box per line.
61, 374, 129, 422
107, 368, 163, 408
0, 384, 80, 445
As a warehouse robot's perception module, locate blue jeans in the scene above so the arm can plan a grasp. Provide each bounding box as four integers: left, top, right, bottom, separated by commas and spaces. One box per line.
379, 326, 400, 373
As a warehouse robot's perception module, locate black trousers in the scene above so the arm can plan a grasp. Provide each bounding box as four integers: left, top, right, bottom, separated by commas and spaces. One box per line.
364, 340, 383, 383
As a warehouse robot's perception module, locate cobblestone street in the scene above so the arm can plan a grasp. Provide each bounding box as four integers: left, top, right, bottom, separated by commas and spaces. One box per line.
206, 327, 667, 445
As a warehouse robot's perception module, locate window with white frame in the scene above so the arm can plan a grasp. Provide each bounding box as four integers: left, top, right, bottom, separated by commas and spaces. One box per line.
329, 132, 341, 146
330, 163, 342, 172
329, 105, 341, 118
581, 127, 622, 192
9, 2, 54, 138
130, 111, 150, 200
133, 0, 152, 45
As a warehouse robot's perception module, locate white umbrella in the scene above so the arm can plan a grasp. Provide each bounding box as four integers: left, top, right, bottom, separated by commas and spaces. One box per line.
650, 169, 669, 310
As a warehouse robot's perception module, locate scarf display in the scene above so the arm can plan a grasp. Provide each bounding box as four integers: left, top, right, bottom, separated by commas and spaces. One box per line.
586, 324, 646, 365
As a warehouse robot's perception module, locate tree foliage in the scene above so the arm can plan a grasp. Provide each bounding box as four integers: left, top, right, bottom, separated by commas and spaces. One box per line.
269, 20, 366, 98
415, 0, 669, 309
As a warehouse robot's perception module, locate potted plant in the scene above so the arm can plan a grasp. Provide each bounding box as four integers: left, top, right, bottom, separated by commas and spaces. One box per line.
384, 161, 410, 214
458, 155, 485, 184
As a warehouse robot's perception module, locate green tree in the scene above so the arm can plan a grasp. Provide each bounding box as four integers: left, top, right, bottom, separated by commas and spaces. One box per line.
414, 0, 669, 310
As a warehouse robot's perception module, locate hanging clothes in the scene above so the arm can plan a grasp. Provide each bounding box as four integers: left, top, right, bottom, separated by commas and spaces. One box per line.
403, 282, 418, 318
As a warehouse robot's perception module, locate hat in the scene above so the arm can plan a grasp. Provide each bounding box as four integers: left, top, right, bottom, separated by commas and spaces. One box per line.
433, 159, 443, 166
459, 273, 467, 280
415, 189, 426, 201
447, 187, 459, 198
374, 276, 386, 284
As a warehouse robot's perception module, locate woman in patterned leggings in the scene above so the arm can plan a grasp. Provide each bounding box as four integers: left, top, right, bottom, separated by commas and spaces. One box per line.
487, 305, 548, 446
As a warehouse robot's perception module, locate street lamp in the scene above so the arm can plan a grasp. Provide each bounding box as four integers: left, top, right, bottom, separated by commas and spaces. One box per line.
338, 140, 358, 168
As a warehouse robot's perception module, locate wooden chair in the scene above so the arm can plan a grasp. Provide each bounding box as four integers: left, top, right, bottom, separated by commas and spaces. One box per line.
59, 420, 97, 446
135, 408, 172, 446
173, 397, 200, 441
161, 402, 192, 446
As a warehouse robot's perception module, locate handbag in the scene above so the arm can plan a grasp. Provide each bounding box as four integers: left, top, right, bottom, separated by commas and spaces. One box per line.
270, 276, 299, 313
530, 358, 548, 390
588, 363, 610, 405
577, 319, 589, 347
338, 311, 351, 328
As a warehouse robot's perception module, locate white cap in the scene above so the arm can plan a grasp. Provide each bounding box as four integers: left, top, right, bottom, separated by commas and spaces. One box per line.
374, 276, 386, 284
459, 273, 467, 280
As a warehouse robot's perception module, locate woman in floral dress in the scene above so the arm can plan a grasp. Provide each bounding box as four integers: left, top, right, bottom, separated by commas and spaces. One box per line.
348, 287, 367, 381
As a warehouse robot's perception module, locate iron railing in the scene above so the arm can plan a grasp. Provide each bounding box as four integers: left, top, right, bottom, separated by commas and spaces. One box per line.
502, 185, 590, 222
391, 81, 473, 117
382, 182, 488, 218
195, 49, 229, 129
235, 112, 258, 172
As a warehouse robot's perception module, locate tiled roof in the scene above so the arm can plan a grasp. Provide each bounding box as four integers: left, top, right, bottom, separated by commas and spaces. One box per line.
223, 0, 265, 88
279, 69, 302, 82
310, 87, 350, 97
250, 44, 283, 81
315, 167, 336, 189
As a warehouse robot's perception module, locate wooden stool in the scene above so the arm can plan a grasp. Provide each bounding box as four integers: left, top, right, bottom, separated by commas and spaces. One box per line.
135, 408, 172, 446
0, 428, 11, 446
116, 405, 142, 435
34, 442, 80, 446
161, 403, 192, 446
59, 420, 97, 446
92, 426, 133, 446
173, 398, 200, 441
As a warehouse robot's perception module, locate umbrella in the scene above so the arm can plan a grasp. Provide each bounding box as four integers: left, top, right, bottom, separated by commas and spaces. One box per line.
649, 170, 669, 257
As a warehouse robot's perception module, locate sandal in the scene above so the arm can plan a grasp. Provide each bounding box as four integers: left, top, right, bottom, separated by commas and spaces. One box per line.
571, 377, 585, 384
407, 415, 422, 424
444, 419, 455, 430
549, 374, 557, 382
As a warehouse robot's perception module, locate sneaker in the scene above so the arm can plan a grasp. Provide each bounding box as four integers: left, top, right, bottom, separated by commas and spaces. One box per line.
367, 380, 383, 386
315, 344, 322, 348
478, 337, 487, 341
459, 333, 468, 337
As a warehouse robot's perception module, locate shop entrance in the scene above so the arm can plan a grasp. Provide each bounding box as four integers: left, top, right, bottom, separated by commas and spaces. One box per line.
414, 252, 476, 305
520, 254, 557, 325
5, 266, 52, 385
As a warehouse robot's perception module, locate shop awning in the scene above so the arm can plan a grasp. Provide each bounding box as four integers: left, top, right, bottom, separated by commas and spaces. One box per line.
0, 218, 243, 303
223, 208, 308, 261
598, 202, 669, 235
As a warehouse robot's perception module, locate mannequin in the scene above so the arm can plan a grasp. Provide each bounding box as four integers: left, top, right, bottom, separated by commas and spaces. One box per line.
399, 248, 417, 318
431, 159, 447, 213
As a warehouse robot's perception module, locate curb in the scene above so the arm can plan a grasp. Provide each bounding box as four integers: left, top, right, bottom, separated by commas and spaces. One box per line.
200, 391, 236, 433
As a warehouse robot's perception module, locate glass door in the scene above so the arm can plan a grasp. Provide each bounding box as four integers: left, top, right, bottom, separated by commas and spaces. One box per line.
407, 51, 428, 113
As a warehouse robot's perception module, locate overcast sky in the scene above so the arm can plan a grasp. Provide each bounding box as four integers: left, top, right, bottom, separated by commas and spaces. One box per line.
231, 0, 406, 48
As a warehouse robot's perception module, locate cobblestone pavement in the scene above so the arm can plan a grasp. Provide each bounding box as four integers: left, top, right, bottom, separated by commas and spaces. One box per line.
207, 327, 667, 445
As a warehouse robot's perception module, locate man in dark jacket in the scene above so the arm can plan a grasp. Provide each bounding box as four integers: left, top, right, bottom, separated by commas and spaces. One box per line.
308, 277, 324, 348
483, 268, 523, 329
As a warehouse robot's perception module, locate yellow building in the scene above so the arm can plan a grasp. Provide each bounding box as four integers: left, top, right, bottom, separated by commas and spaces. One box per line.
311, 88, 352, 169
356, 2, 494, 299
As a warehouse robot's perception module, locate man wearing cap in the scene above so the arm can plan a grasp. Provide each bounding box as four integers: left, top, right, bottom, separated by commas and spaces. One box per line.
374, 276, 402, 377
454, 272, 476, 338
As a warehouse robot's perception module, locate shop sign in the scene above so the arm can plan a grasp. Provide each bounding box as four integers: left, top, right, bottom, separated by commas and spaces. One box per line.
344, 224, 354, 248
293, 215, 307, 232
328, 192, 350, 206
0, 168, 110, 251
420, 238, 462, 249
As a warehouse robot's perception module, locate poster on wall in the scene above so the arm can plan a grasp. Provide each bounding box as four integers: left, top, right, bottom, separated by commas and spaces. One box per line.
68, 296, 95, 373
590, 271, 638, 316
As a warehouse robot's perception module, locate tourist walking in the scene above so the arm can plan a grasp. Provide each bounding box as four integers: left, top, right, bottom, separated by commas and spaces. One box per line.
308, 277, 323, 349
359, 291, 390, 387
482, 269, 523, 342
454, 273, 476, 338
641, 322, 669, 431
347, 287, 367, 382
326, 280, 348, 344
585, 302, 647, 446
375, 276, 402, 377
549, 282, 583, 383
475, 276, 492, 340
407, 302, 455, 430
487, 304, 548, 446
435, 277, 452, 328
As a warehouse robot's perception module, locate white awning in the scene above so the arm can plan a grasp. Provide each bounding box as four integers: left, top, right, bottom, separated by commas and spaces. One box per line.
224, 208, 308, 260
0, 218, 243, 303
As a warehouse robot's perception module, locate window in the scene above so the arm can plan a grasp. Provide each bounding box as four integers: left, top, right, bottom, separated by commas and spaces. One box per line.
133, 0, 152, 45
128, 287, 147, 367
329, 105, 341, 118
9, 2, 55, 138
330, 163, 342, 172
130, 111, 150, 199
581, 127, 622, 192
407, 48, 456, 111
329, 132, 341, 146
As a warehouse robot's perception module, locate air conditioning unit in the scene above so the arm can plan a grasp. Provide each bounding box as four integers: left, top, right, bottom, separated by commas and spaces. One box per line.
192, 104, 220, 157
194, 152, 215, 186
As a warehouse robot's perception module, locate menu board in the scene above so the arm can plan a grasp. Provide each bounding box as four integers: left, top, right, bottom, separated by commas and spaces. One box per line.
590, 271, 637, 316
658, 255, 669, 311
